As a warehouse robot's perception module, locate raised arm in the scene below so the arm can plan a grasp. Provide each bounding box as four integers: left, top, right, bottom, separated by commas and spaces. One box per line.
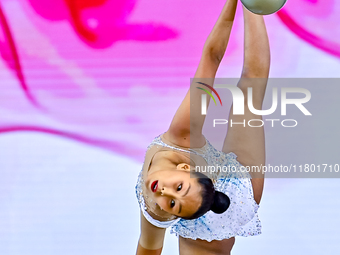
136, 213, 166, 255
164, 0, 238, 148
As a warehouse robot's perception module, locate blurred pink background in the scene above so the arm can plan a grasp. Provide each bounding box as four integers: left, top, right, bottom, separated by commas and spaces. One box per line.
1, 0, 339, 161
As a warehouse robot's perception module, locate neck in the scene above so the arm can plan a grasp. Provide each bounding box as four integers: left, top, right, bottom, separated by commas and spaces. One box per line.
149, 150, 196, 174
175, 151, 196, 167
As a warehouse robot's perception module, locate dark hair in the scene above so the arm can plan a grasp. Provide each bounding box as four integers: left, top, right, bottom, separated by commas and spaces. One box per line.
182, 172, 230, 220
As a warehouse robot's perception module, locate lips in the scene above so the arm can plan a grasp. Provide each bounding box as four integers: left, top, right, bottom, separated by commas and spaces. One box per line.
151, 181, 158, 193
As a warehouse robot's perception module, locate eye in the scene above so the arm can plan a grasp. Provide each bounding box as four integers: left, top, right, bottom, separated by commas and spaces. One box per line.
170, 200, 175, 208
177, 184, 182, 191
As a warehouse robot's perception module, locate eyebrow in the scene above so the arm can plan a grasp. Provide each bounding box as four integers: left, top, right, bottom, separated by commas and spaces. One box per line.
182, 184, 191, 198
178, 184, 191, 214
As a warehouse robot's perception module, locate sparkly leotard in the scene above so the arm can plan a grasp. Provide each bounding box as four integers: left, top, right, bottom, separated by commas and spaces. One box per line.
135, 135, 261, 242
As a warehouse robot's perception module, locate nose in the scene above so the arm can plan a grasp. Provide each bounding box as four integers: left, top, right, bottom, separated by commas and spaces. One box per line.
161, 187, 175, 197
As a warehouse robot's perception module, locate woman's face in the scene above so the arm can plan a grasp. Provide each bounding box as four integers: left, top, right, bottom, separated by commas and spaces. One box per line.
145, 166, 202, 218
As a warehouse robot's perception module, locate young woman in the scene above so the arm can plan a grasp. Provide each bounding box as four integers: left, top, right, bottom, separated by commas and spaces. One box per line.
135, 0, 270, 254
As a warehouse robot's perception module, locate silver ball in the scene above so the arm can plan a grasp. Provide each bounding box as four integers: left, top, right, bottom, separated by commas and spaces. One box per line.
241, 0, 287, 15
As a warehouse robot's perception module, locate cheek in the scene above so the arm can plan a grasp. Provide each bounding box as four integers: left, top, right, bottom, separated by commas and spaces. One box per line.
162, 170, 188, 180
155, 197, 169, 210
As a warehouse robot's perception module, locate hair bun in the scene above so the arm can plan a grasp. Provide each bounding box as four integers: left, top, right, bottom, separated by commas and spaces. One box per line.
210, 191, 230, 214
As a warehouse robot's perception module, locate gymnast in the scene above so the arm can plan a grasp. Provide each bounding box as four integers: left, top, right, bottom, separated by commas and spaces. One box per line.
136, 0, 271, 254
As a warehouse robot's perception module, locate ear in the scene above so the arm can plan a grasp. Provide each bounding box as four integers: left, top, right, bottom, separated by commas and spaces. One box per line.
176, 163, 191, 172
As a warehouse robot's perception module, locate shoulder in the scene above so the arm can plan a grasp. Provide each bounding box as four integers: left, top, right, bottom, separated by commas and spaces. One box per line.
139, 213, 166, 250
162, 131, 206, 149
140, 205, 181, 229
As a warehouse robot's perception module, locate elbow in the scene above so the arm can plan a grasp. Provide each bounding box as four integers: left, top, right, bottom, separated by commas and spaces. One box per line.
241, 61, 270, 79
202, 45, 225, 66
242, 53, 271, 78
